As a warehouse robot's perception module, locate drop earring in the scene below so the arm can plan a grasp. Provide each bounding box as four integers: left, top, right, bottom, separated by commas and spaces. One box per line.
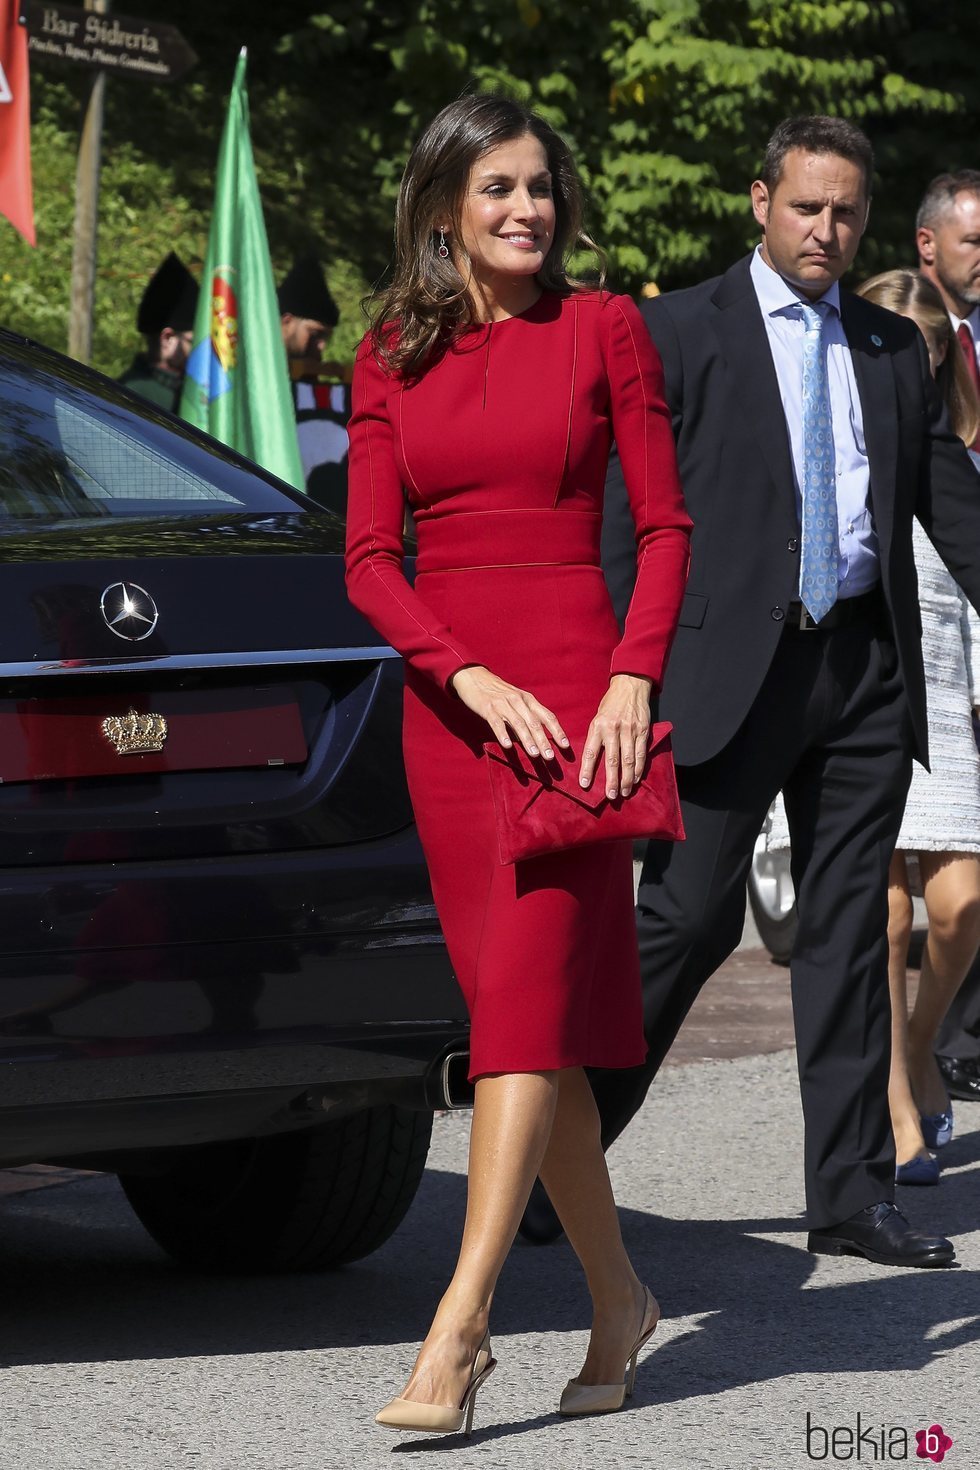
437, 228, 450, 259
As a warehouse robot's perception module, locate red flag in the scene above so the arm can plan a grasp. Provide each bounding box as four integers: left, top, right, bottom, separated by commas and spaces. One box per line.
0, 0, 35, 246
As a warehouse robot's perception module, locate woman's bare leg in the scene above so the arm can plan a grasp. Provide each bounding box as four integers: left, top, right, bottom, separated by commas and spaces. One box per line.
537, 1067, 655, 1385
394, 1069, 559, 1408
393, 1064, 653, 1407
887, 853, 925, 1165
908, 851, 980, 1116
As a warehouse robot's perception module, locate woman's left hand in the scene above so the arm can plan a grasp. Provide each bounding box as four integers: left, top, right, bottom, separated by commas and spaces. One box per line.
580, 674, 653, 799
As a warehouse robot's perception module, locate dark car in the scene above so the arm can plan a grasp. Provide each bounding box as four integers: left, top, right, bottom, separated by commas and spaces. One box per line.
0, 330, 468, 1271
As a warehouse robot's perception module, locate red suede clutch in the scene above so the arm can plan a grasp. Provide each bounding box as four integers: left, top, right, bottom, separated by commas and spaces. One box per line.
483, 721, 685, 865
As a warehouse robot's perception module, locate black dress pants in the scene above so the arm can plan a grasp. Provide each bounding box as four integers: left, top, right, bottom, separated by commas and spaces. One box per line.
590, 606, 912, 1228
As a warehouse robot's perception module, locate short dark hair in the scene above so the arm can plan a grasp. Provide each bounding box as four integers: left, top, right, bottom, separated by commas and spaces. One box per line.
916, 170, 980, 232
759, 115, 874, 197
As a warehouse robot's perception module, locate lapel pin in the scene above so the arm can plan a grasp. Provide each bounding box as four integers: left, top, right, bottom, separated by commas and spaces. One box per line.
871, 334, 883, 347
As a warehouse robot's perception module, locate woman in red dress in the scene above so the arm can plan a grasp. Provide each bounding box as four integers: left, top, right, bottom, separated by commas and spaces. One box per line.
346, 94, 691, 1433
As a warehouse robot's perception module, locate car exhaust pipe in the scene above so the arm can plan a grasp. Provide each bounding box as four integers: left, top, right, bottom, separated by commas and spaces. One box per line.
428, 1049, 474, 1110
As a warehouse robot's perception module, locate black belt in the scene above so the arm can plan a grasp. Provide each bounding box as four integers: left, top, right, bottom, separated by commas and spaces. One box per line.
784, 587, 881, 631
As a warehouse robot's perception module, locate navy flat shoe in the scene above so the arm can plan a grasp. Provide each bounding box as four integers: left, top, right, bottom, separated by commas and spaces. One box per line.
920, 1108, 953, 1149
895, 1154, 940, 1186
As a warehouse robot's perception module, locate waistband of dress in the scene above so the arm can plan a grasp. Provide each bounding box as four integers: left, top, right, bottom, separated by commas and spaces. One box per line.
414, 510, 603, 573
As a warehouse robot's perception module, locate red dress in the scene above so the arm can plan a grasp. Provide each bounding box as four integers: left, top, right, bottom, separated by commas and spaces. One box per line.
345, 290, 691, 1078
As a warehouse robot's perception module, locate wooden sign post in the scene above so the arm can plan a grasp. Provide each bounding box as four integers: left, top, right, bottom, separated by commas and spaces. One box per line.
67, 0, 106, 363
26, 0, 198, 363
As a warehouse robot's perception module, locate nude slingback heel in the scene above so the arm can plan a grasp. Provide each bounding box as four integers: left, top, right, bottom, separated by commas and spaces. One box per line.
375, 1334, 496, 1436
558, 1287, 659, 1416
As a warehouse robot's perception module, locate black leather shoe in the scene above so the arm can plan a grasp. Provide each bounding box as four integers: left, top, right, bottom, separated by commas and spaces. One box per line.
807, 1202, 955, 1267
517, 1178, 564, 1246
937, 1054, 980, 1102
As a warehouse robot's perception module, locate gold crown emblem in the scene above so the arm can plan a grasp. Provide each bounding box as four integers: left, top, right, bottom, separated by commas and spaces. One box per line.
101, 708, 168, 756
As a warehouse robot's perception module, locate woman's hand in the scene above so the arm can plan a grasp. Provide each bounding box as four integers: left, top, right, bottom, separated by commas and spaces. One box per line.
451, 665, 569, 761
580, 674, 653, 798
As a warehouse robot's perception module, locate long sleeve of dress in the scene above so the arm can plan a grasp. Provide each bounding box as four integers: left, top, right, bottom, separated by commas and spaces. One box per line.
345, 340, 480, 689
601, 296, 692, 689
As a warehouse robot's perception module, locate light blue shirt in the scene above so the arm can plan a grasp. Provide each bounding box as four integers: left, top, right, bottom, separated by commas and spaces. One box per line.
750, 245, 879, 598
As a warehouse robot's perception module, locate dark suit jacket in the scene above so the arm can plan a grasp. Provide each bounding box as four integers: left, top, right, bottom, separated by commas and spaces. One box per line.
604, 253, 980, 767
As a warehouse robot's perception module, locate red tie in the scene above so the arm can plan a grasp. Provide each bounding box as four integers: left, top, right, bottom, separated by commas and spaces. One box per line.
958, 324, 980, 449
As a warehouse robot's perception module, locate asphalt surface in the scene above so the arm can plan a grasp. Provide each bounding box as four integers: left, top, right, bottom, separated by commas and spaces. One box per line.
1, 950, 976, 1470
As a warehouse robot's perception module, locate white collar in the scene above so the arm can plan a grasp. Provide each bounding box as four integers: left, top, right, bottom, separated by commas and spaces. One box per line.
750, 244, 842, 318
949, 305, 980, 341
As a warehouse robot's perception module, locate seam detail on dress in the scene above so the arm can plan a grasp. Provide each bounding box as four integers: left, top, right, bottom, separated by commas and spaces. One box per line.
420, 508, 602, 519
360, 358, 467, 666
613, 298, 651, 566
365, 560, 467, 662
482, 322, 492, 411
396, 380, 423, 499
361, 359, 381, 562
420, 560, 604, 573
553, 298, 578, 507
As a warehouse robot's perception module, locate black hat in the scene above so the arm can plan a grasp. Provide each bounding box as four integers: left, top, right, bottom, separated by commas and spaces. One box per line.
277, 255, 339, 326
137, 252, 199, 335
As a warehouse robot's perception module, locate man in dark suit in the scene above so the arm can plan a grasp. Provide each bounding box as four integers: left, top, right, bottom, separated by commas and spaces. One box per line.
525, 116, 980, 1266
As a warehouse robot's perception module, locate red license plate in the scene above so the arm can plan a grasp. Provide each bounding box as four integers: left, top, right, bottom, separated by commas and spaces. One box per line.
0, 688, 308, 783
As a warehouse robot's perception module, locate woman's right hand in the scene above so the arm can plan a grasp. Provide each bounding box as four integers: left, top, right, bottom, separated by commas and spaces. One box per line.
451, 665, 569, 760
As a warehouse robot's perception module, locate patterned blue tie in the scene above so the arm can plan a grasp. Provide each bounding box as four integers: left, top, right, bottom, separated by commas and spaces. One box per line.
799, 301, 839, 623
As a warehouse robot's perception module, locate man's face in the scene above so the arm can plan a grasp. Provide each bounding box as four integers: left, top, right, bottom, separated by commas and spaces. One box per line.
281, 314, 331, 361
917, 191, 980, 318
751, 149, 869, 300
158, 327, 193, 375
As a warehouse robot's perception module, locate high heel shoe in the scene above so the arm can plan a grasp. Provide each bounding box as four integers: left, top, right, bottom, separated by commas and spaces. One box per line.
558, 1286, 659, 1416
375, 1333, 496, 1436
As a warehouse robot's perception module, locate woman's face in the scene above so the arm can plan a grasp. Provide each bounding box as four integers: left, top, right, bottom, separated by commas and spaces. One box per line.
454, 133, 556, 288
905, 309, 947, 378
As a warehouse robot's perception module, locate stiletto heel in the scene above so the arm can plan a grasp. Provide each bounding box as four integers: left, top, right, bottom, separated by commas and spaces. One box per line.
559, 1287, 659, 1417
375, 1333, 496, 1436
625, 1344, 641, 1399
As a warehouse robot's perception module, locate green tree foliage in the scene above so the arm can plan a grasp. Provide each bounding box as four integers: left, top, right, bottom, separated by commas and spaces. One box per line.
1, 0, 978, 378
604, 0, 980, 284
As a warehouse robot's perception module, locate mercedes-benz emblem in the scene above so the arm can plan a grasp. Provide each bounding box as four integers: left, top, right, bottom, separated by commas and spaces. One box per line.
99, 581, 159, 641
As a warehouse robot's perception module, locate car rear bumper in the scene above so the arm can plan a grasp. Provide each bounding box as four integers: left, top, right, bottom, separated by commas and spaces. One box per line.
0, 1028, 469, 1167
0, 829, 469, 1164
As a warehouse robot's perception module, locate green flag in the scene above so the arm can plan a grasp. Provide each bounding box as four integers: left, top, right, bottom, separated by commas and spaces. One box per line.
180, 49, 303, 490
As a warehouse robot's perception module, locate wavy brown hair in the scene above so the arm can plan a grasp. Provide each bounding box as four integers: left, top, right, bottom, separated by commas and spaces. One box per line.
370, 93, 603, 378
857, 270, 980, 448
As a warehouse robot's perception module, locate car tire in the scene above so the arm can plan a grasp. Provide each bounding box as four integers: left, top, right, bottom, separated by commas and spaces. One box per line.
747, 835, 798, 964
118, 1104, 433, 1273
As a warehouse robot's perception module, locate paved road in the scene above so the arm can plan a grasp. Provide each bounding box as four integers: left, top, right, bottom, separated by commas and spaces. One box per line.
1, 951, 976, 1470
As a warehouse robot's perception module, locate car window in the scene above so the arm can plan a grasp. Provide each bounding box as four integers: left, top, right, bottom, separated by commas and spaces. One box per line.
0, 342, 309, 524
